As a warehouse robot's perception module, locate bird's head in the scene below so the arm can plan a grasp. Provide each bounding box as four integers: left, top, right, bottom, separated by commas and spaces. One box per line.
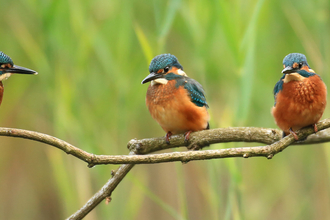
281, 53, 315, 76
141, 54, 187, 85
0, 51, 37, 81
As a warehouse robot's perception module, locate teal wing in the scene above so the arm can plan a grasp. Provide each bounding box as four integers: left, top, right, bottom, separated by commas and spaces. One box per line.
166, 73, 208, 108
182, 78, 208, 108
273, 75, 285, 106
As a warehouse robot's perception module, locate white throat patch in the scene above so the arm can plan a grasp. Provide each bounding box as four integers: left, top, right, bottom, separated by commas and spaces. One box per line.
151, 78, 168, 86
283, 73, 305, 83
0, 73, 12, 81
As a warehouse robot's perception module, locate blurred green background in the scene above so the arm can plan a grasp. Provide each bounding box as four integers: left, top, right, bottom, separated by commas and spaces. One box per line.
0, 0, 329, 219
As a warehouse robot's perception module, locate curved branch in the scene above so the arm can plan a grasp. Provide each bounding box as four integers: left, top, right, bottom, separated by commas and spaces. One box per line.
70, 118, 330, 165
67, 118, 330, 219
127, 127, 282, 154
1, 119, 330, 167
0, 127, 95, 166
1, 120, 330, 220
127, 118, 330, 155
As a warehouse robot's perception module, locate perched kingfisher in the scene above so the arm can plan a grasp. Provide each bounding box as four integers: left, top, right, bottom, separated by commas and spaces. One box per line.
141, 54, 209, 145
0, 51, 37, 106
272, 53, 327, 140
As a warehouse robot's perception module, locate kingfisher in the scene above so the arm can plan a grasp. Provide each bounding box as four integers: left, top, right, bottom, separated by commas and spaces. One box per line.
0, 51, 37, 106
272, 53, 327, 140
141, 54, 209, 145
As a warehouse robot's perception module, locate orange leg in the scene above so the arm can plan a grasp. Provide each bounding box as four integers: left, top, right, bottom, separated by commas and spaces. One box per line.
289, 128, 299, 140
165, 131, 172, 144
313, 124, 318, 133
184, 131, 192, 142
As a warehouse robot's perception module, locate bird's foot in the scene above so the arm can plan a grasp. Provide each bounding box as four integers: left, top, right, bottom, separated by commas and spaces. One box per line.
184, 131, 192, 142
165, 131, 172, 144
289, 128, 299, 140
313, 124, 318, 133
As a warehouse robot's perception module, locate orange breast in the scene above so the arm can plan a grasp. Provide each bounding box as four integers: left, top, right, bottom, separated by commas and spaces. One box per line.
146, 80, 209, 134
272, 75, 327, 134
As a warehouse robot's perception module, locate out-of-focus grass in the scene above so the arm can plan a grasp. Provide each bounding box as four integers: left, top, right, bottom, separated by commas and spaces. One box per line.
0, 0, 329, 219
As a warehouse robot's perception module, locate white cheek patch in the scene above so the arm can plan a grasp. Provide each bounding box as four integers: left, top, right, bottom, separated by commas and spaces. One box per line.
177, 69, 188, 76
0, 73, 12, 81
151, 78, 168, 86
309, 69, 315, 73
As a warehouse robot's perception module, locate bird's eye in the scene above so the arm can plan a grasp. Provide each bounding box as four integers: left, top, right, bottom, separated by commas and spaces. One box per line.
164, 66, 169, 73
298, 62, 303, 68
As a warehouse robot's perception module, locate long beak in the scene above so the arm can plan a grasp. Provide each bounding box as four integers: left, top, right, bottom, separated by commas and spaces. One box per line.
4, 65, 38, 75
141, 72, 163, 84
282, 66, 294, 74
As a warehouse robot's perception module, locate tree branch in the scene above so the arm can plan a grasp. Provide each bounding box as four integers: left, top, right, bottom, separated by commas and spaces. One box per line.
1, 119, 330, 220
66, 154, 136, 220
127, 118, 330, 155
67, 118, 330, 165
1, 119, 330, 167
67, 118, 330, 219
0, 127, 95, 166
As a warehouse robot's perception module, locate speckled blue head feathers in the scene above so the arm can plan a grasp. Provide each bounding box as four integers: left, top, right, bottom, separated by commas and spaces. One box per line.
283, 53, 309, 68
149, 54, 183, 73
0, 52, 13, 66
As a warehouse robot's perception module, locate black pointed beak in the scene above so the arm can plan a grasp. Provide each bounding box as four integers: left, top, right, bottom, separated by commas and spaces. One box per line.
282, 66, 294, 74
141, 72, 163, 84
4, 65, 38, 75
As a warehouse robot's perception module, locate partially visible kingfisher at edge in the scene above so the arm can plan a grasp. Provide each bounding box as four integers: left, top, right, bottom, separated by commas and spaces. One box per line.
0, 51, 37, 106
141, 54, 209, 146
272, 53, 327, 140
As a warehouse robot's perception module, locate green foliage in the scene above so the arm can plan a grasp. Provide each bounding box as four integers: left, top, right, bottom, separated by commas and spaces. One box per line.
0, 0, 329, 219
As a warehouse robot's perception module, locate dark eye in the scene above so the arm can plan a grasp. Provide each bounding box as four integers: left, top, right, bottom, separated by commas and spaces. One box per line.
298, 62, 303, 68
164, 66, 169, 73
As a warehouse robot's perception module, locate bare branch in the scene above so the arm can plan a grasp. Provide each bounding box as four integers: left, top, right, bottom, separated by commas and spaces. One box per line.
1, 119, 330, 220
67, 118, 330, 219
127, 127, 282, 154
0, 127, 95, 166
71, 118, 330, 165
67, 153, 136, 220
127, 119, 330, 155
1, 119, 330, 167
